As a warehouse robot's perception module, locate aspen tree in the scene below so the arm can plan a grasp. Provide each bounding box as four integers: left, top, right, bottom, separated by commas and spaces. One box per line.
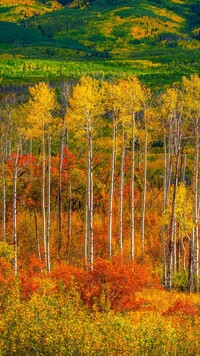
117, 77, 144, 259
102, 81, 120, 257
9, 105, 27, 275
58, 83, 70, 254
161, 88, 184, 290
25, 82, 58, 272
159, 97, 174, 286
67, 76, 104, 270
0, 102, 17, 243
13, 147, 19, 275
140, 94, 152, 252
183, 74, 200, 291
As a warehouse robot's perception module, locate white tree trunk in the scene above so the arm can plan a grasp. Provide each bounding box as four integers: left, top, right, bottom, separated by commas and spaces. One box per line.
67, 181, 72, 258
46, 133, 51, 273
130, 112, 135, 261
108, 117, 116, 257
2, 147, 6, 242
141, 120, 147, 250
119, 125, 125, 254
58, 122, 66, 254
13, 147, 19, 275
42, 129, 47, 268
194, 122, 199, 291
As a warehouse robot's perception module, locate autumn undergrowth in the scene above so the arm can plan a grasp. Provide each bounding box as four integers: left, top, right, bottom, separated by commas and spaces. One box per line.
1, 257, 200, 355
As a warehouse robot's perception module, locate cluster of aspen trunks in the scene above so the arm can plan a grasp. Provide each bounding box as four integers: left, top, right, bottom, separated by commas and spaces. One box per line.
0, 74, 200, 291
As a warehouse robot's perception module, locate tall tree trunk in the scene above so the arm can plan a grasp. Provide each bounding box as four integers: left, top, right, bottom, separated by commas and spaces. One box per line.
13, 148, 19, 275
34, 210, 41, 261
88, 125, 93, 270
42, 129, 47, 268
177, 223, 181, 273
137, 136, 141, 171
86, 116, 94, 270
141, 119, 147, 250
30, 139, 33, 157
84, 193, 88, 266
166, 117, 173, 205
193, 122, 199, 291
130, 112, 135, 261
182, 236, 186, 272
181, 153, 187, 183
46, 133, 51, 273
119, 124, 125, 254
67, 181, 72, 259
162, 131, 167, 286
108, 117, 116, 257
166, 112, 182, 290
173, 220, 177, 273
188, 231, 194, 293
2, 147, 6, 242
57, 121, 66, 255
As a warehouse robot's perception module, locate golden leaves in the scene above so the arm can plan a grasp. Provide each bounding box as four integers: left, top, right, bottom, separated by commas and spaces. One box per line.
25, 82, 59, 139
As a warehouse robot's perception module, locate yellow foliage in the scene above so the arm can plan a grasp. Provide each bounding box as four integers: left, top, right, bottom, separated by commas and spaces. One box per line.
67, 76, 104, 140
151, 6, 184, 24
25, 82, 59, 139
131, 16, 180, 40
182, 74, 200, 115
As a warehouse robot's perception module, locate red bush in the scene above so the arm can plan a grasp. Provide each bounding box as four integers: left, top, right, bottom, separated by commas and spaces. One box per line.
163, 299, 200, 317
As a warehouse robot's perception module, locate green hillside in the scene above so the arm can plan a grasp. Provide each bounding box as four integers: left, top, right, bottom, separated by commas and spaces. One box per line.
0, 0, 200, 86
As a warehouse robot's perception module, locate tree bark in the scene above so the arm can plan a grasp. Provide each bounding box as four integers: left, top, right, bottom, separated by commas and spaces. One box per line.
119, 124, 125, 254
130, 112, 135, 261
141, 117, 147, 250
13, 147, 19, 275
193, 121, 199, 291
166, 111, 182, 290
67, 181, 72, 259
34, 210, 41, 261
41, 128, 47, 268
46, 133, 51, 273
2, 146, 6, 242
108, 116, 116, 257
57, 121, 66, 255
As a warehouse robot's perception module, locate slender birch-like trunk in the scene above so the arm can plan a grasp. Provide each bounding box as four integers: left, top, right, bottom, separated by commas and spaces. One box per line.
2, 147, 6, 242
193, 121, 199, 291
167, 152, 179, 290
46, 133, 51, 273
108, 116, 116, 257
88, 121, 93, 270
182, 154, 186, 183
34, 210, 41, 261
177, 224, 181, 273
84, 192, 88, 266
30, 139, 33, 157
67, 181, 72, 259
141, 117, 147, 250
130, 112, 135, 261
13, 148, 19, 275
86, 115, 94, 270
167, 111, 182, 290
173, 221, 177, 273
41, 128, 47, 268
162, 130, 167, 286
58, 121, 66, 254
188, 230, 194, 293
119, 124, 125, 254
182, 236, 186, 272
137, 135, 141, 171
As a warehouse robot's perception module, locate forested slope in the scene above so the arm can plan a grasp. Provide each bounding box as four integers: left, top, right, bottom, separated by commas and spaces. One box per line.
0, 0, 200, 85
